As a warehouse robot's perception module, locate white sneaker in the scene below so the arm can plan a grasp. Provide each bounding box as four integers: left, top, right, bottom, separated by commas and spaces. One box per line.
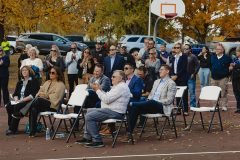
222, 106, 227, 111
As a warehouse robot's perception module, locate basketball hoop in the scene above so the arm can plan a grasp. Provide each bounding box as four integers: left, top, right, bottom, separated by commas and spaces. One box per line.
164, 13, 178, 19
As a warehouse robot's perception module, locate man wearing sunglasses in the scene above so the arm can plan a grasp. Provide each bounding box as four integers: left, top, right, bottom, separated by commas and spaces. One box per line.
171, 43, 189, 116
103, 45, 125, 80
65, 42, 82, 96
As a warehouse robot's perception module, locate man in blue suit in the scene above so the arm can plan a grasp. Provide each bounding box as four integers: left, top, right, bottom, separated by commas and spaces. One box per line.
124, 63, 144, 102
171, 43, 189, 116
103, 45, 125, 80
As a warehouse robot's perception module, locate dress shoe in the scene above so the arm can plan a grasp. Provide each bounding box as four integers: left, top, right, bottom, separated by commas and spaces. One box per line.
6, 129, 17, 136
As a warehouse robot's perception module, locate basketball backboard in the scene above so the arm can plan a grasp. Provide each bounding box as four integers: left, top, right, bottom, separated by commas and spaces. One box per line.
151, 0, 185, 19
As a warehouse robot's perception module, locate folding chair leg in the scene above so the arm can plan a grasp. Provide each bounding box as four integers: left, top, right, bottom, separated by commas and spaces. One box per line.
217, 108, 223, 131
139, 117, 148, 138
199, 112, 205, 129
68, 119, 76, 138
42, 116, 47, 129
48, 115, 54, 131
63, 119, 69, 133
171, 114, 177, 138
52, 119, 62, 140
66, 118, 78, 143
112, 121, 123, 148
159, 117, 168, 140
153, 118, 159, 136
189, 112, 196, 130
208, 111, 216, 133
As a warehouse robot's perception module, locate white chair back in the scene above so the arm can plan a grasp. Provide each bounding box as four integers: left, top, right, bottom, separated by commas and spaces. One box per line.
68, 84, 88, 106
199, 86, 222, 101
175, 86, 187, 98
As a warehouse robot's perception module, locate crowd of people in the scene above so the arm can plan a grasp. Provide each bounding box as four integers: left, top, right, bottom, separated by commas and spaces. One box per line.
0, 37, 240, 148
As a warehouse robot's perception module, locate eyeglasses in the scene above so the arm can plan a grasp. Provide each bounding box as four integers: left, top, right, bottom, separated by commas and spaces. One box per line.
111, 75, 116, 78
51, 50, 57, 52
124, 67, 130, 70
110, 49, 116, 51
84, 51, 90, 53
184, 48, 190, 50
71, 48, 77, 50
174, 47, 181, 49
50, 71, 56, 75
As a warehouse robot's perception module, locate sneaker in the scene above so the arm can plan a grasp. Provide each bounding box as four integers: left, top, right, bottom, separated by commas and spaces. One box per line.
75, 138, 92, 145
137, 124, 143, 128
6, 129, 17, 136
99, 128, 112, 135
222, 107, 227, 111
183, 112, 189, 116
85, 142, 105, 148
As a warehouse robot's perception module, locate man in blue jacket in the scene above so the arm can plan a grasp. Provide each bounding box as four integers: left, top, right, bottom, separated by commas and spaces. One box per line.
103, 45, 125, 80
211, 43, 231, 111
124, 63, 144, 102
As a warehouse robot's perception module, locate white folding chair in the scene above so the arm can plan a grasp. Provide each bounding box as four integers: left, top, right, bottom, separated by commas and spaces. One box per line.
139, 111, 177, 140
188, 86, 223, 133
37, 89, 68, 131
101, 111, 133, 148
52, 84, 88, 143
174, 86, 188, 127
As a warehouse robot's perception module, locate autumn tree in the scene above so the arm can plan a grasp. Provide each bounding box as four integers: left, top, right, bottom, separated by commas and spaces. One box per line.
179, 0, 240, 43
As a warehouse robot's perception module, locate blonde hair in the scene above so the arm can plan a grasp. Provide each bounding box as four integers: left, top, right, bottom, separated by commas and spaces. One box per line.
50, 45, 61, 57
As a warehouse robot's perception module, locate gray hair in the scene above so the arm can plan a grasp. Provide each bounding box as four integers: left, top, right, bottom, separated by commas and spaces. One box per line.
29, 47, 40, 57
113, 70, 126, 81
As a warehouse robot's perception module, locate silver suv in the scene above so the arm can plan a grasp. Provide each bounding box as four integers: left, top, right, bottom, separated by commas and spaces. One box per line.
119, 35, 173, 53
16, 32, 87, 55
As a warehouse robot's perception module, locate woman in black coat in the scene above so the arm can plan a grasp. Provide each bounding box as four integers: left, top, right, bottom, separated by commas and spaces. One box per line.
6, 66, 40, 135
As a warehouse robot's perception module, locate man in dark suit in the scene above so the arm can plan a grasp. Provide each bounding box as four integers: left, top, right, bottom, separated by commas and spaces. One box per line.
103, 45, 125, 80
171, 43, 189, 116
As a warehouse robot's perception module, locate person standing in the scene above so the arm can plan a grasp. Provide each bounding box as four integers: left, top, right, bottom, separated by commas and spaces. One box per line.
171, 43, 189, 115
159, 44, 170, 64
145, 48, 161, 81
0, 47, 10, 106
103, 45, 125, 80
118, 44, 136, 67
65, 43, 82, 96
138, 38, 149, 58
198, 46, 211, 88
1, 37, 10, 56
92, 41, 107, 65
43, 45, 65, 80
211, 43, 231, 111
229, 46, 240, 113
184, 44, 199, 108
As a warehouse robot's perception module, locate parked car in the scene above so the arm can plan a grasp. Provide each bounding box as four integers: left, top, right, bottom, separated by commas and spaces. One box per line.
207, 37, 240, 58
64, 35, 97, 50
118, 35, 174, 53
191, 44, 206, 56
16, 33, 88, 55
6, 35, 18, 55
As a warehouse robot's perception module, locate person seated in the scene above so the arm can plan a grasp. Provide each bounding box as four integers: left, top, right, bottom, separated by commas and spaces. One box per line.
100, 63, 144, 135
5, 66, 40, 135
13, 66, 66, 137
124, 63, 144, 102
85, 64, 111, 108
75, 70, 131, 148
128, 64, 177, 134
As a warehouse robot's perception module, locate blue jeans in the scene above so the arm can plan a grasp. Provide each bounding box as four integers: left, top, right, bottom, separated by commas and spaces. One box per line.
188, 79, 196, 107
198, 68, 210, 88
83, 108, 123, 142
128, 100, 164, 133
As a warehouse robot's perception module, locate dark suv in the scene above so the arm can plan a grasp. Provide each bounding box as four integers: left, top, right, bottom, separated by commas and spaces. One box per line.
16, 32, 87, 55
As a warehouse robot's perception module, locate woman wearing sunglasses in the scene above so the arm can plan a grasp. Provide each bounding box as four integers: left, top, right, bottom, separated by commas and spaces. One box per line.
43, 45, 65, 80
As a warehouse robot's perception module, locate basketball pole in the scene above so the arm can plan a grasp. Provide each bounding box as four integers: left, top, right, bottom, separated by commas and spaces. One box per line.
148, 0, 151, 36
153, 16, 161, 42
